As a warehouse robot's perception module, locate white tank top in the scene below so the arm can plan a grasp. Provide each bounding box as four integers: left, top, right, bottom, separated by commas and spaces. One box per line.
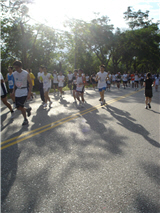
13, 70, 28, 97
76, 76, 84, 91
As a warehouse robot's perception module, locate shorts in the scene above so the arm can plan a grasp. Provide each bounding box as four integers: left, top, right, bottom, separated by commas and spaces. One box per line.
99, 87, 106, 92
53, 83, 58, 87
123, 81, 127, 84
73, 84, 76, 90
92, 81, 96, 84
135, 81, 139, 83
76, 86, 84, 93
1, 94, 7, 99
87, 80, 90, 84
68, 80, 72, 84
145, 90, 152, 98
44, 87, 51, 93
9, 89, 14, 93
15, 96, 27, 108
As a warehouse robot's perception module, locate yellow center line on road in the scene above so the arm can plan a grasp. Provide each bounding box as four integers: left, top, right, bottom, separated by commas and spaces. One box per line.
1, 88, 144, 150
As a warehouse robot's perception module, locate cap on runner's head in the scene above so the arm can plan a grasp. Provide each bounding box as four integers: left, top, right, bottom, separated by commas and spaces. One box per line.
101, 64, 105, 68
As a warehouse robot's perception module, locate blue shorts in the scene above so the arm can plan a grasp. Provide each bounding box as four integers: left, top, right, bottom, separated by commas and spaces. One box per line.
99, 87, 106, 92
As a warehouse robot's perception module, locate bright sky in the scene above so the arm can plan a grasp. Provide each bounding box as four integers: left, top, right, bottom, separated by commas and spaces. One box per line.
28, 0, 160, 31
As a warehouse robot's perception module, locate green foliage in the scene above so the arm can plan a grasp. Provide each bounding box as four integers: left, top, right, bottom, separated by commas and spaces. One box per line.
1, 1, 160, 82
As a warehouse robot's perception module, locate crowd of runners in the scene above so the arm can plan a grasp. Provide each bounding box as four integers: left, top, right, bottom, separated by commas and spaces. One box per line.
1, 61, 160, 125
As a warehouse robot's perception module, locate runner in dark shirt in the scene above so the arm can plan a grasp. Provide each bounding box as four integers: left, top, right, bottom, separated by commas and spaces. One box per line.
144, 72, 153, 109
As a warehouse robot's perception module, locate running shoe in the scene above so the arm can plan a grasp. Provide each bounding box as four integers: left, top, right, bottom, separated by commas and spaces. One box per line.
99, 98, 101, 101
13, 102, 16, 108
26, 107, 32, 117
148, 103, 151, 108
101, 101, 103, 106
22, 119, 28, 126
43, 103, 47, 107
11, 111, 14, 119
145, 106, 148, 109
49, 101, 52, 107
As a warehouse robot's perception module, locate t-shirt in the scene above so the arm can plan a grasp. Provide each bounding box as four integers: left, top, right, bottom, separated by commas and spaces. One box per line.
135, 74, 139, 81
68, 73, 73, 81
122, 74, 128, 81
37, 72, 44, 83
76, 76, 84, 91
155, 77, 159, 85
29, 72, 35, 86
7, 73, 14, 89
144, 78, 153, 90
112, 74, 116, 81
58, 75, 65, 87
41, 73, 52, 89
53, 73, 58, 83
1, 73, 8, 96
97, 71, 108, 88
131, 74, 135, 81
13, 70, 28, 97
86, 76, 90, 81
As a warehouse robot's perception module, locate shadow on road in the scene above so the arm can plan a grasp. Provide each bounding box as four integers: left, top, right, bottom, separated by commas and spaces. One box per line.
1, 143, 20, 204
105, 104, 160, 148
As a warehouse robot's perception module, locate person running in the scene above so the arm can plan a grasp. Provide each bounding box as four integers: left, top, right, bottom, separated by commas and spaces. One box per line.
90, 73, 97, 90
131, 72, 135, 88
27, 68, 36, 100
37, 65, 45, 103
1, 72, 14, 119
76, 69, 85, 106
58, 71, 65, 98
72, 69, 78, 102
111, 73, 115, 87
85, 74, 90, 88
155, 74, 159, 92
144, 72, 153, 109
122, 72, 128, 89
67, 71, 73, 92
107, 71, 111, 91
40, 67, 53, 107
12, 61, 32, 125
96, 65, 108, 106
140, 73, 144, 88
116, 72, 121, 89
5, 66, 16, 107
134, 71, 139, 90
53, 70, 59, 94
128, 72, 131, 87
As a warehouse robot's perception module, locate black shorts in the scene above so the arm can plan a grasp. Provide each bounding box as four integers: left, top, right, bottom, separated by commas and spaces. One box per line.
9, 89, 13, 93
1, 94, 7, 99
73, 84, 76, 90
145, 90, 152, 98
53, 83, 58, 87
15, 96, 27, 108
135, 81, 139, 83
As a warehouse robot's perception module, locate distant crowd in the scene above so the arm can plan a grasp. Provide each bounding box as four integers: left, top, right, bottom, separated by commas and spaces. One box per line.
1, 61, 160, 125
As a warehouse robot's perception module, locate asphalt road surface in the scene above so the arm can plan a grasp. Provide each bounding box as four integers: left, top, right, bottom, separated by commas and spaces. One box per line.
1, 86, 160, 213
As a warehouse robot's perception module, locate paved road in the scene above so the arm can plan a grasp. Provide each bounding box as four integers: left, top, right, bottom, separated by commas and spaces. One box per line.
1, 86, 160, 213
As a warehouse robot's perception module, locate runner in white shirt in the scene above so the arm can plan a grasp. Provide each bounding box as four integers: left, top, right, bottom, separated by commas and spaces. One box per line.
37, 65, 45, 103
155, 74, 159, 92
53, 70, 58, 94
122, 72, 128, 89
107, 71, 111, 91
1, 72, 14, 119
13, 60, 32, 125
58, 71, 65, 98
134, 71, 139, 90
67, 71, 73, 91
40, 67, 53, 107
96, 65, 108, 106
76, 69, 86, 107
85, 74, 90, 88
